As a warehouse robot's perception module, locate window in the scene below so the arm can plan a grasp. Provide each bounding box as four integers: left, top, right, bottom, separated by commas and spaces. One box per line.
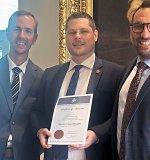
0, 0, 18, 59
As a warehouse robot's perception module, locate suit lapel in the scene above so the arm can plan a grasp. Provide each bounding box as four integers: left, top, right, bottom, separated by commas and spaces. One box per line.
112, 59, 137, 129
129, 75, 150, 120
51, 59, 102, 97
87, 58, 103, 94
50, 63, 69, 105
136, 76, 150, 103
119, 59, 137, 92
0, 56, 14, 113
51, 59, 102, 96
13, 60, 36, 114
121, 58, 150, 124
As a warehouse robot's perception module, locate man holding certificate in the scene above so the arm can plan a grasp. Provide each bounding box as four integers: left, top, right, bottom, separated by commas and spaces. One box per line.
36, 12, 124, 160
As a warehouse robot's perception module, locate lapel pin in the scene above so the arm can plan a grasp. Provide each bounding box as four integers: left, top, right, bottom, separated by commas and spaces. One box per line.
96, 69, 100, 74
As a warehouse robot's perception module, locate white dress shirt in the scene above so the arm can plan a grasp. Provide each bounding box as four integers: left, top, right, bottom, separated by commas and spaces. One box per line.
59, 53, 95, 160
8, 55, 28, 87
7, 55, 28, 147
117, 58, 150, 151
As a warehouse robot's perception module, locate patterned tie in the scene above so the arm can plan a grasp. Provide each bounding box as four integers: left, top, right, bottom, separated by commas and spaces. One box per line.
11, 67, 22, 107
119, 62, 148, 160
66, 65, 83, 96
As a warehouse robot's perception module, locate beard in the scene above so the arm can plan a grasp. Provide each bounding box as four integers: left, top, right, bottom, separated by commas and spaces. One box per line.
135, 46, 150, 60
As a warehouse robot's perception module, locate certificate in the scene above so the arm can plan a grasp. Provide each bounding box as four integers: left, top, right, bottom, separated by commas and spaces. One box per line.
48, 94, 93, 145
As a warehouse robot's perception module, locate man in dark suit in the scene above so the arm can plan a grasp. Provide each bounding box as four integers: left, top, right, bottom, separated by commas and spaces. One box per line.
0, 10, 43, 160
36, 12, 124, 160
110, 1, 150, 160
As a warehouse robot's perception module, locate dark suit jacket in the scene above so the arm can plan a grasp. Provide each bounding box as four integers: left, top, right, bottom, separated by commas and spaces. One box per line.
111, 57, 150, 160
0, 56, 43, 160
37, 57, 124, 160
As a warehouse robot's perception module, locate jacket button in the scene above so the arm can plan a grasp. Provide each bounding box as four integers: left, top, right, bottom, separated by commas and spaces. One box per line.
12, 122, 15, 125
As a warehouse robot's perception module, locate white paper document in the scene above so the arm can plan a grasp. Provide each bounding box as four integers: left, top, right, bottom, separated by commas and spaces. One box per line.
48, 94, 93, 145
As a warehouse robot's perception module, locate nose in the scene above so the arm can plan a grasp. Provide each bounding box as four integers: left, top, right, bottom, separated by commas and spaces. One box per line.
141, 25, 150, 38
75, 31, 81, 39
18, 29, 26, 38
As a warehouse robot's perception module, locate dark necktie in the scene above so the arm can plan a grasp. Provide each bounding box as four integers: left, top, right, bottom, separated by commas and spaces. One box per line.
66, 65, 83, 96
57, 65, 83, 160
119, 62, 148, 160
11, 67, 22, 107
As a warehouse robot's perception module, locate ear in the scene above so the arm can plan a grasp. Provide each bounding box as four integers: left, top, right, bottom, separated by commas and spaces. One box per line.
33, 33, 38, 44
6, 28, 10, 41
129, 25, 132, 32
94, 29, 98, 42
129, 25, 133, 40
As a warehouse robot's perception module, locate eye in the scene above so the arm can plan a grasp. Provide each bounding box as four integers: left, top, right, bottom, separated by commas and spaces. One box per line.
68, 31, 76, 35
80, 30, 88, 33
25, 28, 34, 35
80, 29, 89, 35
133, 23, 143, 30
13, 27, 21, 32
148, 23, 150, 31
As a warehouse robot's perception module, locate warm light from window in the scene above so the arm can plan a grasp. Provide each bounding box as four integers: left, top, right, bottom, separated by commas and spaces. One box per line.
0, 0, 18, 30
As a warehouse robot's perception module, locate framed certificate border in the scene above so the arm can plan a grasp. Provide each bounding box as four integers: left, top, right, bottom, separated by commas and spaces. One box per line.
48, 94, 93, 145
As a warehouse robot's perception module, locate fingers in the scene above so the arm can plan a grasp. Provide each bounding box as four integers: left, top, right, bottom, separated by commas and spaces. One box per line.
85, 130, 97, 147
69, 144, 85, 150
37, 129, 97, 150
69, 130, 97, 150
37, 128, 52, 149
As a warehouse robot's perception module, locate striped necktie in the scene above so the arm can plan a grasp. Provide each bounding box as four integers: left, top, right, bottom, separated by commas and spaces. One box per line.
11, 67, 22, 107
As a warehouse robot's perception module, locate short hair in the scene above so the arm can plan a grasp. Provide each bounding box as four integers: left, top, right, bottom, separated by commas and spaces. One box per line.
65, 12, 96, 31
127, 0, 150, 24
7, 10, 38, 34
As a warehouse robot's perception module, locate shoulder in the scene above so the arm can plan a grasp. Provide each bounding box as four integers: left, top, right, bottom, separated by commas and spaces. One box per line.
45, 63, 64, 72
0, 56, 9, 74
41, 62, 69, 80
32, 63, 43, 72
38, 63, 69, 89
28, 59, 44, 79
96, 57, 124, 71
0, 55, 8, 65
45, 62, 69, 74
94, 58, 125, 82
103, 59, 123, 69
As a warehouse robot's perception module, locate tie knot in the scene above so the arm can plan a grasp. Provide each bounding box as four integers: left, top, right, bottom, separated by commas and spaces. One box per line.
137, 62, 149, 72
12, 67, 22, 75
74, 65, 83, 72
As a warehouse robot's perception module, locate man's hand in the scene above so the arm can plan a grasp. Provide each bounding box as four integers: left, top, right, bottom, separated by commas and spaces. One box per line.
69, 130, 98, 150
37, 128, 52, 149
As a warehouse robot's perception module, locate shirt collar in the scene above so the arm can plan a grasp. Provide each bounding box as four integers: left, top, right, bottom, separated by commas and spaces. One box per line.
68, 53, 95, 71
7, 55, 29, 74
137, 57, 150, 68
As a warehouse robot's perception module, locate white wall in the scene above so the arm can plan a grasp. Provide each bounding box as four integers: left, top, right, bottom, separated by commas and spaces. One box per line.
19, 0, 59, 69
